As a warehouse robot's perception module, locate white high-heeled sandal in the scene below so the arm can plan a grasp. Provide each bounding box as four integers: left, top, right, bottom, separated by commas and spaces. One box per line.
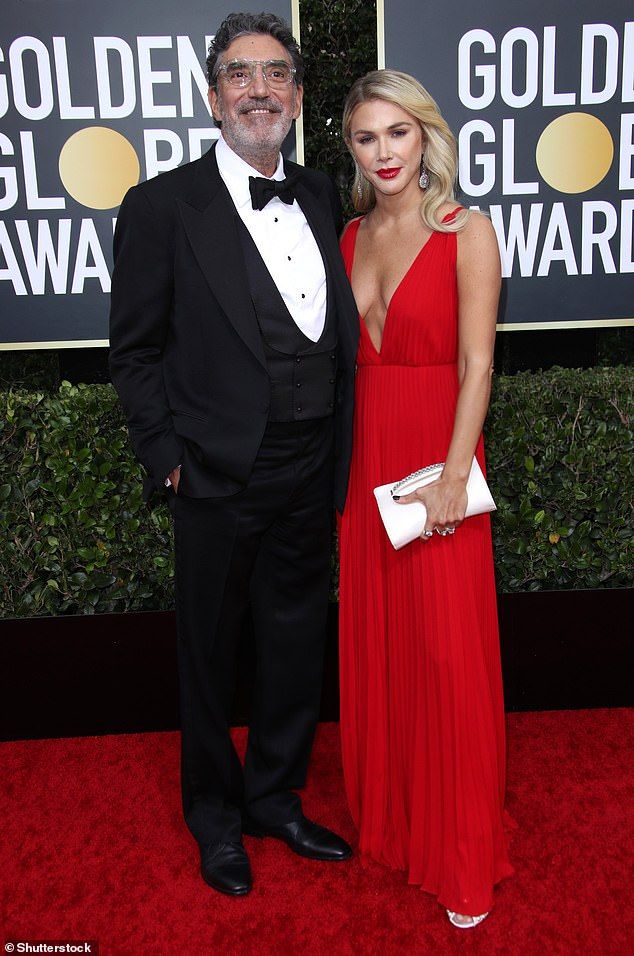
446, 910, 489, 929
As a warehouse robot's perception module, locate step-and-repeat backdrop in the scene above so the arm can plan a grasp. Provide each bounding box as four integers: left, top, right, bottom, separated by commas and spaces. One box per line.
379, 1, 633, 330
1, 0, 298, 348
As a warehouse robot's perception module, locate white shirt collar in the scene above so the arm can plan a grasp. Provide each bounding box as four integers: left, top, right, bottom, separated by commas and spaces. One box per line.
215, 134, 286, 211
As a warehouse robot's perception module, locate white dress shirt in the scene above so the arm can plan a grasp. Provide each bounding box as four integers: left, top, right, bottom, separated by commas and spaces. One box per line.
215, 135, 327, 343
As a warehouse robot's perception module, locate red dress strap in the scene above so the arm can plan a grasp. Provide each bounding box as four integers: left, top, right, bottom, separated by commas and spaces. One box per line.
441, 206, 463, 224
340, 216, 364, 270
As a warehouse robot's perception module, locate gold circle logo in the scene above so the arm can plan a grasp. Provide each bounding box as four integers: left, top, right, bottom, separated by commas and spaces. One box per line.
59, 127, 140, 209
536, 113, 613, 194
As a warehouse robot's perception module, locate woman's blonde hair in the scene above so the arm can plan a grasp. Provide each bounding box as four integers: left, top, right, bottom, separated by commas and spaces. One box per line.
342, 69, 468, 233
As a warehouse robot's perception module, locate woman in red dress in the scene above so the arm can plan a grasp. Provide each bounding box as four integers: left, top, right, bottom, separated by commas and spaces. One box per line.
338, 70, 513, 928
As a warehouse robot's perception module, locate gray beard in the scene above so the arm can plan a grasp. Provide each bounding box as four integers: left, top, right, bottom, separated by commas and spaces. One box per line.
221, 112, 292, 173
214, 87, 298, 175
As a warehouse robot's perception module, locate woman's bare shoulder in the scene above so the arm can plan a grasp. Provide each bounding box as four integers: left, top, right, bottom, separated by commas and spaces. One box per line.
456, 210, 501, 281
460, 208, 496, 240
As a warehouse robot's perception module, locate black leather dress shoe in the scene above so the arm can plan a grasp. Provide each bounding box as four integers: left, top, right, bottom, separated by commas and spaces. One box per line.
200, 841, 252, 895
243, 814, 352, 861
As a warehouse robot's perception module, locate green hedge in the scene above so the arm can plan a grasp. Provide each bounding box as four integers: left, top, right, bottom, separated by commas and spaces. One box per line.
301, 0, 377, 218
487, 367, 632, 591
0, 367, 632, 618
1, 383, 173, 617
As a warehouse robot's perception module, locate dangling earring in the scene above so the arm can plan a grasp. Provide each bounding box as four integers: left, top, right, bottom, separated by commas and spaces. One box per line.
354, 162, 363, 200
419, 155, 429, 190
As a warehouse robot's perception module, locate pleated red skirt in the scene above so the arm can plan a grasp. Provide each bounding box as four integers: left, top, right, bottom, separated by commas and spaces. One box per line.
339, 216, 513, 916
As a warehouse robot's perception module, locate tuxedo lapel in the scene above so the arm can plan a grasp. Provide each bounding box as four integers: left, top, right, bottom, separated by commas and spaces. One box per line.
294, 175, 360, 365
177, 148, 266, 369
293, 178, 339, 281
177, 149, 357, 372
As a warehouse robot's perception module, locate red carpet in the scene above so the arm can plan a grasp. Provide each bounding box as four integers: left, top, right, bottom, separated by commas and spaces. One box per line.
2, 710, 632, 955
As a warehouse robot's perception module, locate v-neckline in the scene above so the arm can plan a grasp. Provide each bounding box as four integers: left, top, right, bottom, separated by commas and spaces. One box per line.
348, 217, 438, 356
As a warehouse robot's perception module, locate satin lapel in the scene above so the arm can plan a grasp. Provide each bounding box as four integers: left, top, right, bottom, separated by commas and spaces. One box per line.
294, 177, 359, 363
293, 179, 339, 283
177, 149, 265, 369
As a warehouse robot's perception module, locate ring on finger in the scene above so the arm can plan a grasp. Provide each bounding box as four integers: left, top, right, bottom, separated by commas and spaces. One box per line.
436, 527, 450, 537
423, 529, 433, 539
446, 526, 456, 535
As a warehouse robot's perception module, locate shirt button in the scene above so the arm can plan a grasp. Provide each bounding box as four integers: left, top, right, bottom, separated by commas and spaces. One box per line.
274, 217, 278, 222
330, 353, 336, 360
301, 293, 305, 299
296, 406, 302, 413
296, 356, 301, 364
329, 378, 335, 384
328, 402, 334, 408
296, 382, 302, 388
287, 255, 291, 261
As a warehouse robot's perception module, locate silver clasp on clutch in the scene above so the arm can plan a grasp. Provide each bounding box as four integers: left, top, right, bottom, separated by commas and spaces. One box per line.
390, 462, 445, 498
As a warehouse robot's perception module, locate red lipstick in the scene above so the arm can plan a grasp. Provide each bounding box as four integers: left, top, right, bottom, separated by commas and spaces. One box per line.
376, 167, 401, 179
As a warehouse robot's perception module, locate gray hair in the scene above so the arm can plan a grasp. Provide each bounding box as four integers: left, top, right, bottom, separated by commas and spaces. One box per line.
206, 12, 304, 86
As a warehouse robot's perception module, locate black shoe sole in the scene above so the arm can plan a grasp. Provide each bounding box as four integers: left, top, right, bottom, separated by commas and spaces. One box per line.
201, 869, 252, 896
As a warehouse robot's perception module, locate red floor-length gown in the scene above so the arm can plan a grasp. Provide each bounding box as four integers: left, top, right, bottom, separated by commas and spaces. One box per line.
339, 214, 513, 916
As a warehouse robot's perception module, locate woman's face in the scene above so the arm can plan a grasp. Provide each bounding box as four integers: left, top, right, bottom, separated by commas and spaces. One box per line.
348, 99, 424, 200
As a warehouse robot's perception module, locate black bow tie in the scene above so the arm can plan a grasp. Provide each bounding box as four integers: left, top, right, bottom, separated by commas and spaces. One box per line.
249, 174, 299, 211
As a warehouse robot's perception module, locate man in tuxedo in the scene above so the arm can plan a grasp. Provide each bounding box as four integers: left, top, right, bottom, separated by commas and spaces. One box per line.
109, 12, 358, 895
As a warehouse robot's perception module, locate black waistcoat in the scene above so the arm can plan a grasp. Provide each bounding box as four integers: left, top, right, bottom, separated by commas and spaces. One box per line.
236, 217, 338, 422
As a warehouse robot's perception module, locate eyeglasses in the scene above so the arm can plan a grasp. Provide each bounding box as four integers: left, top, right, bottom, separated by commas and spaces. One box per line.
215, 59, 297, 88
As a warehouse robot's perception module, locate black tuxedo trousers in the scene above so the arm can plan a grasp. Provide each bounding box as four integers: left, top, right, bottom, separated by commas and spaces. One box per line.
170, 417, 335, 845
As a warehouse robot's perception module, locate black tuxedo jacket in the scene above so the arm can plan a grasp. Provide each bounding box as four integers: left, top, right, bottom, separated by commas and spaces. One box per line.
109, 145, 359, 511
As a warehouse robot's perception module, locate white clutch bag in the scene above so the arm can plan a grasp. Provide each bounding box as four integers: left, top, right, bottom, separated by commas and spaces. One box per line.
373, 457, 496, 550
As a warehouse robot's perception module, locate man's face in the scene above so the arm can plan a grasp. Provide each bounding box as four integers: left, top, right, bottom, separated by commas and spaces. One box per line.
208, 33, 303, 161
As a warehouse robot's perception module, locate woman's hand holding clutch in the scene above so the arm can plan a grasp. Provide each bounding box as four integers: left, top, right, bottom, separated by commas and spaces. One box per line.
374, 458, 494, 550
395, 476, 468, 542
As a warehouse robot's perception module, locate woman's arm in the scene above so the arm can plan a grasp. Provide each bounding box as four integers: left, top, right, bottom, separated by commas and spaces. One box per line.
443, 211, 500, 481
396, 212, 500, 537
